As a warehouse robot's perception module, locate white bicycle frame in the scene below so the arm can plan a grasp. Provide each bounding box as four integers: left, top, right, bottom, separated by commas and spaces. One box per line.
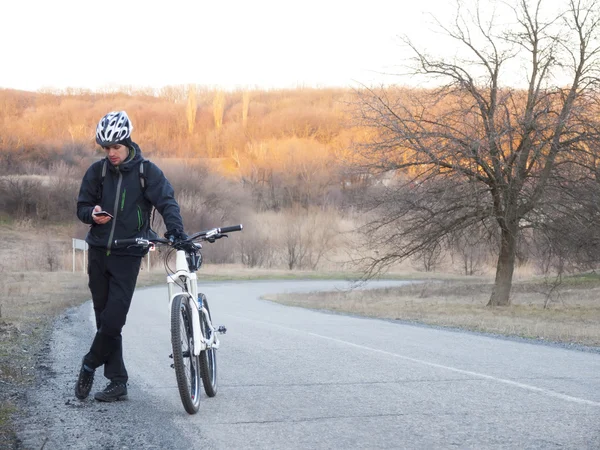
167, 249, 220, 356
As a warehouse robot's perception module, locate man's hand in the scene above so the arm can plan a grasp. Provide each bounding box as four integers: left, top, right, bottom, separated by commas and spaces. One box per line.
165, 229, 187, 242
92, 205, 112, 225
165, 230, 198, 253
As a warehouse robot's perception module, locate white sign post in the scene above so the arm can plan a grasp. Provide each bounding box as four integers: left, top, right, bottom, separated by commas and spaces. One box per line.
72, 238, 88, 273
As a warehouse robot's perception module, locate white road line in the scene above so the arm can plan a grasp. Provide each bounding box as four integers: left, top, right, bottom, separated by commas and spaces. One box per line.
229, 314, 600, 408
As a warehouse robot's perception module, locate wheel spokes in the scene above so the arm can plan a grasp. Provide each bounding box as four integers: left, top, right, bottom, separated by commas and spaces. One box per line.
179, 307, 198, 398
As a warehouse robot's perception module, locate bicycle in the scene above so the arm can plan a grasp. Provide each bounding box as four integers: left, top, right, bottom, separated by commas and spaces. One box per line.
114, 224, 243, 414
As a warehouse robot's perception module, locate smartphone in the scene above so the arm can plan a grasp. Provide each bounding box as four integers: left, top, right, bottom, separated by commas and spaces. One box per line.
93, 211, 114, 218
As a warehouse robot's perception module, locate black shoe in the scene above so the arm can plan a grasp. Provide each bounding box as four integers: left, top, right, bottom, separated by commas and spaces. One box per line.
94, 381, 128, 402
75, 360, 95, 400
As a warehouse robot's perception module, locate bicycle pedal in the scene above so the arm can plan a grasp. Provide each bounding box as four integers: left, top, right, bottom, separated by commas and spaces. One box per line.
217, 325, 227, 334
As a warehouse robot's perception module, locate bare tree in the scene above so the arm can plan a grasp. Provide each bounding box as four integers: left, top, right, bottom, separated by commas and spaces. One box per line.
239, 227, 277, 268
213, 90, 226, 131
449, 224, 494, 276
186, 85, 197, 135
356, 0, 600, 305
242, 90, 251, 129
531, 142, 600, 275
44, 242, 60, 271
283, 209, 310, 270
159, 85, 188, 103
412, 240, 444, 272
282, 206, 340, 270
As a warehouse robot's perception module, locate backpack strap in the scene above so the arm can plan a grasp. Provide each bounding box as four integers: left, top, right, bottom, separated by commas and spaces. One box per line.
97, 158, 149, 202
96, 158, 108, 204
139, 158, 148, 192
139, 158, 157, 232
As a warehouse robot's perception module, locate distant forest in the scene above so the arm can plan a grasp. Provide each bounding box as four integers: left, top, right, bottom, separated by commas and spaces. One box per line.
0, 86, 370, 212
0, 87, 374, 271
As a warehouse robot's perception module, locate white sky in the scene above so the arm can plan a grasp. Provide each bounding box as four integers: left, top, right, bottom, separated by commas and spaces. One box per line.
0, 0, 544, 92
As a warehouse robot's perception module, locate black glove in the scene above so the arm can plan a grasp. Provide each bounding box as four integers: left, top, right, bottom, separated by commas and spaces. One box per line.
165, 229, 188, 243
165, 230, 197, 253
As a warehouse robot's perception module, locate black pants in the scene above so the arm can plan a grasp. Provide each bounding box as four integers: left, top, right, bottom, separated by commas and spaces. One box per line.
84, 248, 142, 383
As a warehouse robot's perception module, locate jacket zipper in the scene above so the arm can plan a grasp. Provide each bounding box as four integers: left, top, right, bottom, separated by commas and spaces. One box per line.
106, 169, 123, 255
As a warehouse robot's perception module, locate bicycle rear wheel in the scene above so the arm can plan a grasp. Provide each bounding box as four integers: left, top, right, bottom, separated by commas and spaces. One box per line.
198, 294, 218, 397
171, 294, 201, 414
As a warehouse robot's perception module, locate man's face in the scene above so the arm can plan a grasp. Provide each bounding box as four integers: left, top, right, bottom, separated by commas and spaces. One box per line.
103, 144, 129, 166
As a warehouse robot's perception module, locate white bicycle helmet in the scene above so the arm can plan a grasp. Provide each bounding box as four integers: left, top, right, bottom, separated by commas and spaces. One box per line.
95, 111, 133, 146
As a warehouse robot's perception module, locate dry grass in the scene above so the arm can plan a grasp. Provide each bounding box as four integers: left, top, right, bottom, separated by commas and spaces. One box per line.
0, 272, 89, 322
266, 278, 600, 347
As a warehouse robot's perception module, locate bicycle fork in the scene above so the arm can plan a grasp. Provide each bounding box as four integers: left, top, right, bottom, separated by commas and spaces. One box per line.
167, 277, 226, 357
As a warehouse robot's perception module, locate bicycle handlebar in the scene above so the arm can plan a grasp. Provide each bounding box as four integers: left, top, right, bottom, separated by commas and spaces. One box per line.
113, 237, 167, 248
113, 224, 243, 249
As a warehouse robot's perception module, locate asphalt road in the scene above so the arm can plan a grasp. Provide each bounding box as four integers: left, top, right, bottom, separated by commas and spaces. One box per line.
16, 279, 600, 449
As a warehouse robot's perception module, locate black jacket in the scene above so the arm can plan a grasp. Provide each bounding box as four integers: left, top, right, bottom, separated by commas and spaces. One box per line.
77, 142, 184, 256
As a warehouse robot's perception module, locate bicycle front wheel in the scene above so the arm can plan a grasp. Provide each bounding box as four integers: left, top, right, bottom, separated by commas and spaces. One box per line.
171, 294, 201, 414
199, 294, 218, 397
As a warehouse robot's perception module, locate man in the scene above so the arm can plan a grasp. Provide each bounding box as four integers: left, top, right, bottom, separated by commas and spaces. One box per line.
75, 111, 187, 402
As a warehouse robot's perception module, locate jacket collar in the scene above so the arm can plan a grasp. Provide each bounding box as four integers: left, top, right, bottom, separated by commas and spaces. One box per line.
107, 141, 143, 173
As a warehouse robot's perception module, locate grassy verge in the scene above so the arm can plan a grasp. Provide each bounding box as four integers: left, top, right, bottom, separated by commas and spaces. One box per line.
265, 276, 600, 348
138, 264, 388, 283
0, 271, 90, 448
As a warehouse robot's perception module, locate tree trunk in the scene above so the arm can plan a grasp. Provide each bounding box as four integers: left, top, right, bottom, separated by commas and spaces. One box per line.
487, 223, 518, 306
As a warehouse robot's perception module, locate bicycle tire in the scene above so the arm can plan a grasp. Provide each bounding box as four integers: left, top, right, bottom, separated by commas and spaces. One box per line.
171, 294, 201, 414
198, 294, 218, 397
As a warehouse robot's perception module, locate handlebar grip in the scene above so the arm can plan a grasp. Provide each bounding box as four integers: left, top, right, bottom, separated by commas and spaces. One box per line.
219, 224, 243, 233
113, 238, 140, 247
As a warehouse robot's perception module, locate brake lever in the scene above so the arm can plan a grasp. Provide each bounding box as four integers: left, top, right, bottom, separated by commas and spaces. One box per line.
208, 233, 228, 243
